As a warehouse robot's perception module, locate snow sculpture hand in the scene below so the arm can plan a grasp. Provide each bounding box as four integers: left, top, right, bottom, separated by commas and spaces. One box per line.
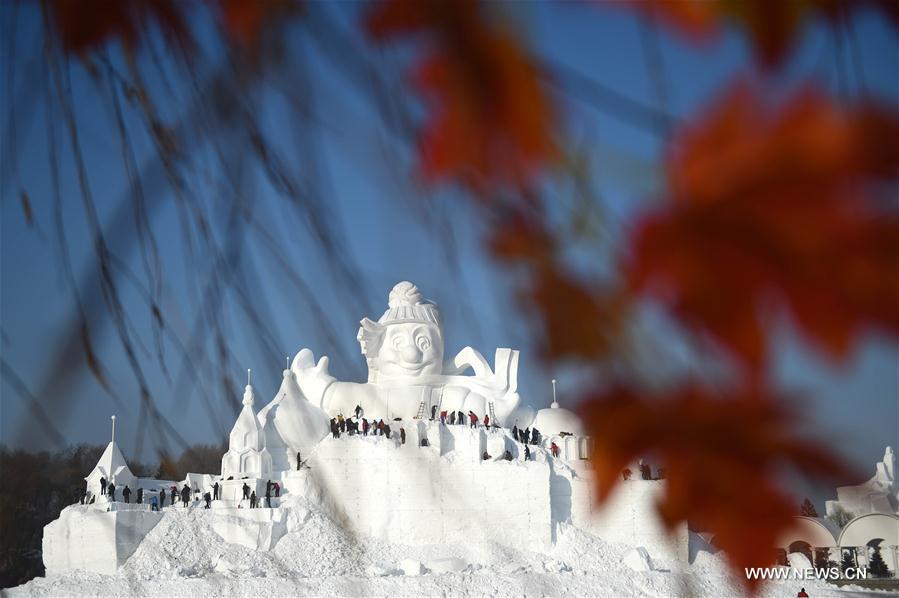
291, 348, 335, 408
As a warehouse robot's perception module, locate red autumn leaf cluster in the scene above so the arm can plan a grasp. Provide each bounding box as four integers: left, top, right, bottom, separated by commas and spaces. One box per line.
49, 0, 186, 55
630, 85, 899, 372
490, 214, 624, 361
579, 385, 852, 593
366, 0, 557, 193
48, 0, 294, 57
635, 0, 899, 69
219, 0, 298, 49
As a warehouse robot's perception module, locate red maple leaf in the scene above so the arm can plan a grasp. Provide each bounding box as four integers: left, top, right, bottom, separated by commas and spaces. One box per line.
366, 0, 558, 193
579, 385, 852, 593
630, 84, 899, 372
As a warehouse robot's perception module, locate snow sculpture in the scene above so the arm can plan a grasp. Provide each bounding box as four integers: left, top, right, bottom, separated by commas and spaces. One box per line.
291, 281, 522, 424
257, 368, 330, 471
221, 383, 272, 478
826, 446, 899, 517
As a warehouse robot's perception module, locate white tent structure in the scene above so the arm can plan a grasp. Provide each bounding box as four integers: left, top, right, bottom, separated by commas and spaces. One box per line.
85, 441, 136, 500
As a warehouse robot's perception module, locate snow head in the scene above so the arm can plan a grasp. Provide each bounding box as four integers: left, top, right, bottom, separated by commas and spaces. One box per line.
358, 281, 444, 382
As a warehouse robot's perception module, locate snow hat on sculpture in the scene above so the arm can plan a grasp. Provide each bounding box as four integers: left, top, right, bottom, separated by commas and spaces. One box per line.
257, 364, 330, 471
222, 370, 272, 479
357, 281, 445, 383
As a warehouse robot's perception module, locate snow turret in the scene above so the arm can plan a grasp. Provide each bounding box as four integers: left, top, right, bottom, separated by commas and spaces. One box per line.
221, 383, 272, 478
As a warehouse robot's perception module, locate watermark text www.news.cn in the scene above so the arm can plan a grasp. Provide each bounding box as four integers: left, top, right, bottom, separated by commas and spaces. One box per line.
745, 567, 868, 581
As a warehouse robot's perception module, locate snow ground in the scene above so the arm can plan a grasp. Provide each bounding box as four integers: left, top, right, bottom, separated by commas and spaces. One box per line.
9, 496, 860, 597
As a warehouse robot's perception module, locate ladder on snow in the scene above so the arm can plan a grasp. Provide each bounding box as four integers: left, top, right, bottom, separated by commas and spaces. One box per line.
488, 402, 496, 424
414, 401, 426, 419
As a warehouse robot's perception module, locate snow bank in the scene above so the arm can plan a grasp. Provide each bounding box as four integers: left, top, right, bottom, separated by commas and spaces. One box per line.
623, 547, 654, 572
17, 497, 842, 598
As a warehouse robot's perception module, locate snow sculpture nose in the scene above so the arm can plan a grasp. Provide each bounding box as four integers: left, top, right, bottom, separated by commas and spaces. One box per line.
400, 344, 421, 363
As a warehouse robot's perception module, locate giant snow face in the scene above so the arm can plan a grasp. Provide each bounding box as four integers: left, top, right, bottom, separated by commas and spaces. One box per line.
375, 323, 443, 379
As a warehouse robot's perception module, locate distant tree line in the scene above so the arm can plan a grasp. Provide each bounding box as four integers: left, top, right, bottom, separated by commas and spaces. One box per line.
0, 443, 224, 589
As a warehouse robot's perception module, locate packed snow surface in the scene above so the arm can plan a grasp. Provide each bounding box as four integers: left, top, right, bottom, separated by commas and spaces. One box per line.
12, 496, 847, 597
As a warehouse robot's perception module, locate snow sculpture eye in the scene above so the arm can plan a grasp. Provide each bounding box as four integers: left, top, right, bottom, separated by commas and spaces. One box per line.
417, 335, 431, 351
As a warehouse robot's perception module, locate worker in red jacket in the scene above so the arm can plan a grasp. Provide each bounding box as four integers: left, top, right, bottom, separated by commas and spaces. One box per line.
468, 411, 478, 428
551, 442, 560, 458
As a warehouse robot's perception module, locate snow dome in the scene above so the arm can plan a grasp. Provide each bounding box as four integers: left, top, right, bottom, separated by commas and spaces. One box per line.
531, 398, 584, 437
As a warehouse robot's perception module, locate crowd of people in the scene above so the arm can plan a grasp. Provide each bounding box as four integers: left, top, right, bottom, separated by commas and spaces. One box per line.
437, 409, 498, 429
80, 476, 284, 511
329, 414, 397, 439
326, 405, 555, 463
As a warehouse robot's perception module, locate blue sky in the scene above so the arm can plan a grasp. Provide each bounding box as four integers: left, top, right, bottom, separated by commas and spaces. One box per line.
1, 2, 896, 501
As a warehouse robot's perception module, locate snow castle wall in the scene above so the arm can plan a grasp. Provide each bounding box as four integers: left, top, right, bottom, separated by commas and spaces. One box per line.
43, 506, 162, 575
567, 472, 689, 563
284, 423, 553, 549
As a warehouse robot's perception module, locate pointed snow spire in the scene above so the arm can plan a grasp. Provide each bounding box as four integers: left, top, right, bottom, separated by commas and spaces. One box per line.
243, 382, 255, 408
550, 378, 559, 409
222, 368, 272, 478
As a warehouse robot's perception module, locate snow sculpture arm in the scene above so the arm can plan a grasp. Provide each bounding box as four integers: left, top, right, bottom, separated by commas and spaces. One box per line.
291, 348, 336, 409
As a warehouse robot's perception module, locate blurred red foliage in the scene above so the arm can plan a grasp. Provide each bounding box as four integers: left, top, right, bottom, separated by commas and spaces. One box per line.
49, 0, 186, 54
366, 0, 557, 193
219, 0, 298, 48
48, 0, 295, 56
491, 214, 625, 361
630, 85, 899, 372
636, 0, 899, 68
579, 385, 852, 592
